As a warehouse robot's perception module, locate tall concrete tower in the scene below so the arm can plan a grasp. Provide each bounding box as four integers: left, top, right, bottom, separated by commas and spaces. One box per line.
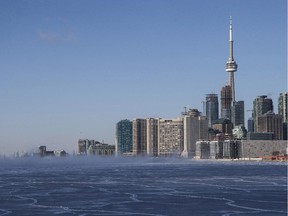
225, 16, 238, 102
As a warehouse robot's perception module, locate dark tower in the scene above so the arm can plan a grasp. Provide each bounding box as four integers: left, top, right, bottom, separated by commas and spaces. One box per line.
206, 94, 219, 127
116, 119, 133, 155
231, 100, 245, 126
221, 85, 232, 120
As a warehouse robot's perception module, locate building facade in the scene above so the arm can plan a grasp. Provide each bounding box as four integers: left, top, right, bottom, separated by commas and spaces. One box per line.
196, 140, 287, 159
115, 119, 133, 155
206, 94, 219, 127
252, 95, 273, 132
78, 139, 95, 155
146, 118, 159, 156
257, 111, 283, 140
231, 100, 244, 127
132, 119, 147, 155
78, 139, 114, 156
196, 140, 241, 159
212, 118, 233, 136
183, 113, 208, 158
87, 143, 115, 156
247, 118, 254, 133
246, 132, 274, 140
158, 118, 184, 156
221, 85, 232, 120
241, 140, 287, 158
278, 92, 288, 123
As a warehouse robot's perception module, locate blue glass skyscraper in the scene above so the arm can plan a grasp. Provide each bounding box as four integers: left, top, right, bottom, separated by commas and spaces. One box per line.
115, 119, 133, 155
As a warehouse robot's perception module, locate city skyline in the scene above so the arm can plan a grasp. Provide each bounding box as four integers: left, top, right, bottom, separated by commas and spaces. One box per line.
0, 0, 286, 154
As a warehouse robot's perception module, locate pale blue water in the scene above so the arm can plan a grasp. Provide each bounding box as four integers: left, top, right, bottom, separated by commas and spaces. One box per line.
0, 157, 287, 215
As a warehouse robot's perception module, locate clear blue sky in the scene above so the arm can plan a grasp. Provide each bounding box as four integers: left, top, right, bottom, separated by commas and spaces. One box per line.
0, 0, 286, 155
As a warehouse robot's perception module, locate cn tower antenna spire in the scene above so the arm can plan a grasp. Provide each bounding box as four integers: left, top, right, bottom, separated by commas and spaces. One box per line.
226, 16, 238, 102
229, 16, 233, 60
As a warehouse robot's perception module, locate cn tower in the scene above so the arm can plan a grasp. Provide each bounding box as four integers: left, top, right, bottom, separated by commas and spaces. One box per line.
225, 16, 238, 102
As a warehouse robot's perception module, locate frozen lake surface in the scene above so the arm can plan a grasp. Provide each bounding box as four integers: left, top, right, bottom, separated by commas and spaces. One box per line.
0, 157, 287, 215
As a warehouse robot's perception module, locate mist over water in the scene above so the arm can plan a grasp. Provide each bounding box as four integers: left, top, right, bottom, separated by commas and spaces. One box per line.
0, 157, 287, 215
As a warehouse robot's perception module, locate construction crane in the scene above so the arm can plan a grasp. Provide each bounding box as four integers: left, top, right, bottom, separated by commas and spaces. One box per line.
181, 106, 189, 116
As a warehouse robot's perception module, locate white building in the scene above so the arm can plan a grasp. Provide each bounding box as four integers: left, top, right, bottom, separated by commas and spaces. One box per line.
182, 109, 208, 158
158, 118, 184, 156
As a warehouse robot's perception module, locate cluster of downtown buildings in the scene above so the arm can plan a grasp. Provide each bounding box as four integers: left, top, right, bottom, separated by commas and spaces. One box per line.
76, 18, 287, 160
115, 92, 287, 159
113, 18, 288, 160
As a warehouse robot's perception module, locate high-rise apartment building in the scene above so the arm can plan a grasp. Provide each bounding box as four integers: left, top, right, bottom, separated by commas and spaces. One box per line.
146, 118, 159, 156
231, 100, 244, 126
182, 109, 208, 158
206, 94, 219, 127
278, 92, 288, 122
257, 111, 283, 140
132, 119, 147, 155
115, 119, 133, 155
253, 95, 273, 132
221, 85, 232, 120
158, 117, 184, 156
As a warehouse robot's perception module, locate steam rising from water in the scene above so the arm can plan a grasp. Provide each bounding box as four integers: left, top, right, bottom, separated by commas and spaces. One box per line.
0, 157, 287, 215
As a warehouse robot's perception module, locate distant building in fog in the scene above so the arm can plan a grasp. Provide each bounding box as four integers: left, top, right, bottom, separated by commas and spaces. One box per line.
38, 146, 67, 157
87, 143, 115, 156
78, 139, 95, 155
78, 139, 114, 156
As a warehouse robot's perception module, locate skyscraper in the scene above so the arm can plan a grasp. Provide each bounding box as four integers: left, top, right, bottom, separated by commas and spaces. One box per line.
182, 109, 208, 158
115, 119, 133, 155
132, 119, 147, 155
278, 92, 288, 122
253, 95, 273, 132
278, 92, 288, 140
221, 85, 232, 120
247, 117, 254, 132
231, 100, 245, 126
225, 16, 238, 102
146, 118, 159, 156
158, 117, 184, 156
257, 111, 283, 140
206, 94, 219, 127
